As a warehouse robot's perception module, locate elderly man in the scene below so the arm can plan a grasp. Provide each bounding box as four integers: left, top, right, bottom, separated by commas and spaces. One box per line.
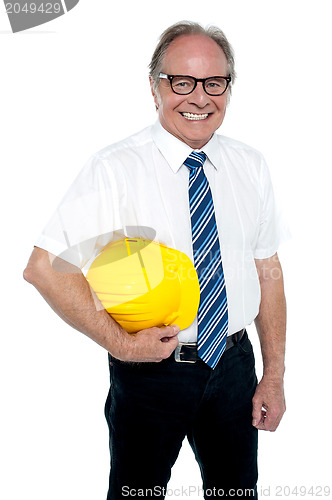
24, 21, 286, 500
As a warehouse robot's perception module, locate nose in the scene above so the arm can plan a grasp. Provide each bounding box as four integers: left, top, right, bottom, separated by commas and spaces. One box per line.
187, 82, 211, 107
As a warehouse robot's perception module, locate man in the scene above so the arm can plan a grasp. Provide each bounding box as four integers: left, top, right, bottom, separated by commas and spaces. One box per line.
24, 21, 286, 499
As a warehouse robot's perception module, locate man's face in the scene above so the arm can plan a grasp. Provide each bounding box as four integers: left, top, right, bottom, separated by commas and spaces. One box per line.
151, 34, 230, 150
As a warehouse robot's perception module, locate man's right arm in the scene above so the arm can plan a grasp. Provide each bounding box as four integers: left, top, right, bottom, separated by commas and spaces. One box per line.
23, 247, 179, 362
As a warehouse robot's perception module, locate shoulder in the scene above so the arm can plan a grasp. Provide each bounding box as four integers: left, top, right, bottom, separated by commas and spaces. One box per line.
216, 134, 265, 164
92, 126, 154, 164
216, 134, 268, 176
215, 134, 271, 189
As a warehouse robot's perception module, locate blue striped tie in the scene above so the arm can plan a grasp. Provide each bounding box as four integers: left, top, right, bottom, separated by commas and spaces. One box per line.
184, 151, 228, 369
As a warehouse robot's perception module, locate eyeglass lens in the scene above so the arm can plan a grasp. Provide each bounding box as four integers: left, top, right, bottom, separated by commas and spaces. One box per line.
171, 76, 228, 95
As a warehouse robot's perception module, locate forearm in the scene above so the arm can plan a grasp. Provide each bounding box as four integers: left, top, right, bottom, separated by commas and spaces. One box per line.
252, 253, 286, 430
24, 247, 179, 362
254, 254, 286, 380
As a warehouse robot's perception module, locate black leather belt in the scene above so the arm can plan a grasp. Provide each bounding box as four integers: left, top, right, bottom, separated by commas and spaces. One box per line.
174, 329, 246, 363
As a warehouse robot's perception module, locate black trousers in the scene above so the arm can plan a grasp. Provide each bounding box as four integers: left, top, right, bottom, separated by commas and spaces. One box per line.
105, 331, 258, 499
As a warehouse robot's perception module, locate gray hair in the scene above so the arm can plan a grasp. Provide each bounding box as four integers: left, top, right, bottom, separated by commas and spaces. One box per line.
149, 21, 236, 95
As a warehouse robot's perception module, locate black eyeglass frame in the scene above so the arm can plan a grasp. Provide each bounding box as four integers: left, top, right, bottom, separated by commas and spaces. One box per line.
159, 73, 231, 96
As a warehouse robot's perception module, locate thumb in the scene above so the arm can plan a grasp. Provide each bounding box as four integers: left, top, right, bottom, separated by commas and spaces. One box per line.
160, 325, 180, 339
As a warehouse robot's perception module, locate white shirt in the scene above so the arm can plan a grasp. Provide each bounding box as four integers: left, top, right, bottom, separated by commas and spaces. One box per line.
36, 121, 280, 342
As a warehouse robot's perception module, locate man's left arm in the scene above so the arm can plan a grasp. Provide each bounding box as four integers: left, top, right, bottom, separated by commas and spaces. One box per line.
252, 252, 286, 431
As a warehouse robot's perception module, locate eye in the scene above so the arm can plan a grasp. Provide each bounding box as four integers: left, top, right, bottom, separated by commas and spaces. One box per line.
205, 78, 228, 95
206, 79, 223, 89
171, 76, 195, 94
176, 81, 190, 88
173, 77, 193, 87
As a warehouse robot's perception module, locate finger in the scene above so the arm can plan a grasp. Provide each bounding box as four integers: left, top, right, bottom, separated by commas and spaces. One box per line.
253, 410, 267, 430
263, 408, 283, 432
252, 400, 263, 427
159, 324, 180, 338
253, 412, 266, 429
157, 336, 179, 361
161, 334, 179, 348
255, 407, 283, 431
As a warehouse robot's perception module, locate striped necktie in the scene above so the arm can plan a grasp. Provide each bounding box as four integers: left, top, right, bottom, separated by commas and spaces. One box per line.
184, 151, 228, 369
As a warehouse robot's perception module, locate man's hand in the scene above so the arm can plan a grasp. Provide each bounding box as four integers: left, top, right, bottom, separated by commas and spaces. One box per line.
252, 376, 286, 431
111, 324, 180, 363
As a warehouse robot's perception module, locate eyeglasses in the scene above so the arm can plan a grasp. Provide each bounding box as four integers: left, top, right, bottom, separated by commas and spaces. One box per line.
159, 73, 231, 96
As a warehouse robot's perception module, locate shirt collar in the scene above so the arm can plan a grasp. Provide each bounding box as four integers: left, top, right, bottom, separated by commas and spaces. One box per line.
152, 120, 222, 173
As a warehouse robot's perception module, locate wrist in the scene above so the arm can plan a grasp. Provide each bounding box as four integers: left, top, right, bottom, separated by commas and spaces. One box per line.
262, 365, 285, 381
103, 315, 132, 359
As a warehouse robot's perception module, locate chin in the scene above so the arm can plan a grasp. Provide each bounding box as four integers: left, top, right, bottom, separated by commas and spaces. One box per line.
182, 130, 212, 148
181, 123, 215, 143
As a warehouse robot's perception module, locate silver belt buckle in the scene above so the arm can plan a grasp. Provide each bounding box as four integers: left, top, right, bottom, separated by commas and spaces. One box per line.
174, 342, 197, 363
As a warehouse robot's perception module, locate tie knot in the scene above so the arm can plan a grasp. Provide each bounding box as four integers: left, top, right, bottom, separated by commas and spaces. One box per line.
184, 151, 207, 172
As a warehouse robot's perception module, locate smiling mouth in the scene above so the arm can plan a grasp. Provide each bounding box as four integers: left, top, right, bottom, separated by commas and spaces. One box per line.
181, 112, 209, 121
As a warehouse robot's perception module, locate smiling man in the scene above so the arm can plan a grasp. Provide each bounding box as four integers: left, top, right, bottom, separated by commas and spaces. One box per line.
152, 34, 229, 149
24, 21, 286, 500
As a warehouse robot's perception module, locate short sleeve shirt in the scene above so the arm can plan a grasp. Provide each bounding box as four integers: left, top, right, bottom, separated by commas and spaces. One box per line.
36, 121, 280, 342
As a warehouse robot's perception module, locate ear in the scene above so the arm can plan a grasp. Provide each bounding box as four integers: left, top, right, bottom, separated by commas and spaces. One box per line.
149, 76, 160, 110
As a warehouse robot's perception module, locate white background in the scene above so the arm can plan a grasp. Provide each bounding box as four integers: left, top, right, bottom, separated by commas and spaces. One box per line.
1, 0, 331, 499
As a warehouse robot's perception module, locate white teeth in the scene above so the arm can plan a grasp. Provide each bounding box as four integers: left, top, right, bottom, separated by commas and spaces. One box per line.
182, 112, 209, 121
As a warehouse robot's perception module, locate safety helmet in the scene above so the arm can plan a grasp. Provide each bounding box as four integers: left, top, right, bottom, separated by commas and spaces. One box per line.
85, 237, 200, 333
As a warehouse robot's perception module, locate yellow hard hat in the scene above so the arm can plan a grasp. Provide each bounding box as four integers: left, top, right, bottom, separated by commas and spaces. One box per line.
85, 238, 200, 333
